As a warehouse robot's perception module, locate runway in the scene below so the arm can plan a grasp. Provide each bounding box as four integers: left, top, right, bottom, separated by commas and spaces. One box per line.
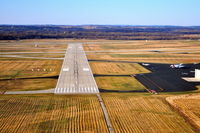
54, 43, 99, 94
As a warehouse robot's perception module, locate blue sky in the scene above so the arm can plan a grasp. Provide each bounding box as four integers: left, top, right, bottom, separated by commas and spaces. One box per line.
1, 0, 200, 25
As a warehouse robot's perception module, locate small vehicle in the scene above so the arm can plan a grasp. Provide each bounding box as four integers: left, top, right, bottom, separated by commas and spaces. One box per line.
142, 63, 150, 66
170, 63, 187, 69
150, 89, 158, 94
194, 63, 199, 65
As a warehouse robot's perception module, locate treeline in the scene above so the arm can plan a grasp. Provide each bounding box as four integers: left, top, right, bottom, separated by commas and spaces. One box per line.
0, 25, 200, 40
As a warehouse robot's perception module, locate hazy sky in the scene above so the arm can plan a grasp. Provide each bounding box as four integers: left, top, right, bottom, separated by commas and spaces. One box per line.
1, 0, 200, 25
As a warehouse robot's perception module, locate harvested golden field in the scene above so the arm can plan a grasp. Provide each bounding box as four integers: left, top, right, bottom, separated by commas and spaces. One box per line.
102, 93, 196, 133
90, 62, 150, 75
85, 40, 200, 64
0, 78, 57, 92
0, 39, 113, 52
85, 40, 200, 51
0, 40, 64, 92
87, 53, 200, 64
0, 40, 67, 53
4, 53, 65, 58
84, 44, 102, 51
95, 76, 146, 91
2, 39, 200, 63
167, 94, 200, 131
0, 59, 62, 79
0, 94, 108, 133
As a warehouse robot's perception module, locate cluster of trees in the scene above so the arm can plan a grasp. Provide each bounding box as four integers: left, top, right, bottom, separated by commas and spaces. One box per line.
0, 25, 200, 40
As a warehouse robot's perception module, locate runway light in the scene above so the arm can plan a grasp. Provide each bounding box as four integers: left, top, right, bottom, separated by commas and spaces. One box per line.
63, 68, 69, 71
83, 68, 89, 71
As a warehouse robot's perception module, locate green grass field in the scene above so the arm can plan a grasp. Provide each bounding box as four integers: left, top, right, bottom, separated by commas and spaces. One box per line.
0, 78, 57, 92
90, 62, 150, 75
0, 58, 62, 80
96, 76, 146, 91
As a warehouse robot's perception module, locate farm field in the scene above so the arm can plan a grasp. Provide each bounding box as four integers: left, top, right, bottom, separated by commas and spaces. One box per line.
90, 62, 150, 75
0, 93, 197, 133
0, 40, 67, 53
167, 94, 200, 131
0, 78, 57, 93
87, 53, 200, 64
0, 94, 108, 133
0, 53, 65, 58
84, 40, 200, 51
0, 39, 113, 52
0, 39, 200, 132
102, 93, 196, 133
0, 57, 61, 93
95, 76, 147, 91
0, 40, 65, 92
0, 58, 62, 80
85, 40, 200, 64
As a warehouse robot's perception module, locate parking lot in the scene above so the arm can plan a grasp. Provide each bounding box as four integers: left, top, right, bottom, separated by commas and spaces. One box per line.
135, 63, 200, 92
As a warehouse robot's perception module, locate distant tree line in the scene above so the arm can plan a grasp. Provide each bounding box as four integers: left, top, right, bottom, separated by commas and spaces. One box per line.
0, 25, 200, 40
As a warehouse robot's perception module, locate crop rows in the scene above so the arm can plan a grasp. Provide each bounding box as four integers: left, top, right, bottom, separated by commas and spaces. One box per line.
0, 95, 108, 133
102, 94, 195, 133
167, 94, 200, 131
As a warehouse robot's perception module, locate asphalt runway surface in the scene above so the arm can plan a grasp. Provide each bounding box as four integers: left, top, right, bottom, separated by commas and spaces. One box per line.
54, 43, 99, 94
0, 55, 63, 60
5, 89, 54, 94
0, 52, 65, 54
135, 63, 200, 92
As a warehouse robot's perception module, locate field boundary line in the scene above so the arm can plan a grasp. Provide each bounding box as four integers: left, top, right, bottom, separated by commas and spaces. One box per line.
96, 94, 114, 133
166, 95, 200, 132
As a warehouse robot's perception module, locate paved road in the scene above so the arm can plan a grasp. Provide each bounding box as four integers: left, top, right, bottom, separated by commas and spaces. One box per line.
55, 43, 99, 94
0, 46, 66, 50
0, 55, 63, 60
0, 52, 65, 54
5, 89, 54, 94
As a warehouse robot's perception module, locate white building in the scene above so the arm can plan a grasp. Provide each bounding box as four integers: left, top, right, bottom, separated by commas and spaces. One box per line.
195, 69, 200, 79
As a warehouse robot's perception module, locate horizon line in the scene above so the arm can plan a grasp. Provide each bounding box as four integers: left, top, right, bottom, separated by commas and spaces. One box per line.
0, 24, 200, 27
